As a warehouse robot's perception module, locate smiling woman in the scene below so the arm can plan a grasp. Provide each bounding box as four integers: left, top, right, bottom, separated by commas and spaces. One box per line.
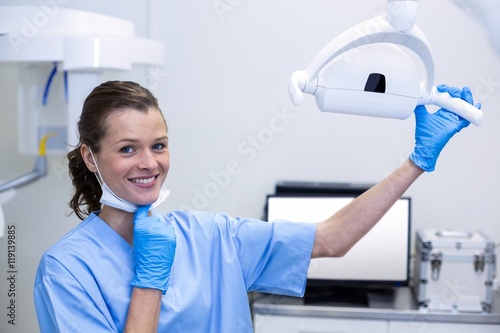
32, 80, 478, 333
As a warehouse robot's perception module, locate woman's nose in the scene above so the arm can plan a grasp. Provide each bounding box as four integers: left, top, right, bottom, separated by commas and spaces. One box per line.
137, 150, 158, 169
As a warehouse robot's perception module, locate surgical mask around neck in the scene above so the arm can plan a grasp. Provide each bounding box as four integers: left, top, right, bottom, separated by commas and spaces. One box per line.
88, 148, 170, 213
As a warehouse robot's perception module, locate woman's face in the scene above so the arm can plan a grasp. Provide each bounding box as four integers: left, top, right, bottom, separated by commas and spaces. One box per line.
93, 108, 170, 206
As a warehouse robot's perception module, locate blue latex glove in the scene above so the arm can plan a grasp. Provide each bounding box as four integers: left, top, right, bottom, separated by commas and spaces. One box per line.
131, 205, 176, 294
409, 84, 480, 172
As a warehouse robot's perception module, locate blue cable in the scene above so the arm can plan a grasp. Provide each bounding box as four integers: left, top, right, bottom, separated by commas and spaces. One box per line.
42, 62, 58, 106
64, 70, 68, 103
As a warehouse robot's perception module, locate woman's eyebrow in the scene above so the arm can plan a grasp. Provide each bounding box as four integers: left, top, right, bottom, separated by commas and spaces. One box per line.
113, 138, 140, 145
113, 136, 168, 145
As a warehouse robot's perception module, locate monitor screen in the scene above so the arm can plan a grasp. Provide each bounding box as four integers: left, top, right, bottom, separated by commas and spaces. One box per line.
266, 195, 411, 287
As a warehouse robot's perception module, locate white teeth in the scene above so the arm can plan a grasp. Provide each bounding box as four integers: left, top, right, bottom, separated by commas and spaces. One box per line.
132, 176, 155, 184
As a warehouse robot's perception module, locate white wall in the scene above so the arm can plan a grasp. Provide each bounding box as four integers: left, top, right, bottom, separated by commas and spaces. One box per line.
0, 1, 499, 332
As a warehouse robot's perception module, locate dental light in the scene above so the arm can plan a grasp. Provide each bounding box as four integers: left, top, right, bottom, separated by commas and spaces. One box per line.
289, 0, 484, 126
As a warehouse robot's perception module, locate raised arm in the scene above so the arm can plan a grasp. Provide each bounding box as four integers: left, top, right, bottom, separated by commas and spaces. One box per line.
312, 85, 479, 258
313, 159, 422, 258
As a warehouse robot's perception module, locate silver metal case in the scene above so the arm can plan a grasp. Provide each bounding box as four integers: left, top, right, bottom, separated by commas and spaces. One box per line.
412, 229, 496, 313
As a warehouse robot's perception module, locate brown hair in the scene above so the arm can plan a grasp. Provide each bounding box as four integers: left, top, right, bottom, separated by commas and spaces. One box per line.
67, 81, 164, 220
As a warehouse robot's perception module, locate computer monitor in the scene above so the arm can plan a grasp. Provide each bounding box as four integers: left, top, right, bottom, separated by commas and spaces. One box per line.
265, 193, 411, 288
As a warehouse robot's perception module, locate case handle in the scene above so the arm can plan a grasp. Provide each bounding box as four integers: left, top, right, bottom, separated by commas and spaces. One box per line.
435, 230, 473, 238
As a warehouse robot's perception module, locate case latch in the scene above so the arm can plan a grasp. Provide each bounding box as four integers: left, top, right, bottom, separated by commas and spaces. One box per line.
430, 251, 443, 281
474, 252, 485, 274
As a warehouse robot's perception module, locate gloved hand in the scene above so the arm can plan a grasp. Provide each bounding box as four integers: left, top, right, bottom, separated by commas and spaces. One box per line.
131, 205, 176, 294
409, 84, 480, 172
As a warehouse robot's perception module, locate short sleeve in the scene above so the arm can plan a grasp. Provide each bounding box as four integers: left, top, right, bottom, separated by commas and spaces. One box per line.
232, 218, 316, 297
34, 257, 117, 333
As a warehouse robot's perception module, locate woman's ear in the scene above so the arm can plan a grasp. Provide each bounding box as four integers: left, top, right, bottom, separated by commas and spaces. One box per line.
80, 144, 98, 173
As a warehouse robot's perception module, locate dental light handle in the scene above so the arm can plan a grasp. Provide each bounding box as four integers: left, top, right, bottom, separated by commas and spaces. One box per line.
422, 86, 484, 126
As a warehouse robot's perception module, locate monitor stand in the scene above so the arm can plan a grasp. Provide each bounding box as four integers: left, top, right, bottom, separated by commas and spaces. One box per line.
303, 285, 395, 308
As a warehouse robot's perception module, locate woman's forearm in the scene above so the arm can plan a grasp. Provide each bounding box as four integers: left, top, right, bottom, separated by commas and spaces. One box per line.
124, 288, 163, 333
312, 158, 424, 258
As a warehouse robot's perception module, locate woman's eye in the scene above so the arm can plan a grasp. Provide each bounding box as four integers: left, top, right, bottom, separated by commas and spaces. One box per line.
120, 146, 134, 154
152, 143, 166, 150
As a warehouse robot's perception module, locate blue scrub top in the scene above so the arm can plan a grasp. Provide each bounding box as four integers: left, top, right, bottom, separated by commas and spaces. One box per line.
34, 210, 316, 332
